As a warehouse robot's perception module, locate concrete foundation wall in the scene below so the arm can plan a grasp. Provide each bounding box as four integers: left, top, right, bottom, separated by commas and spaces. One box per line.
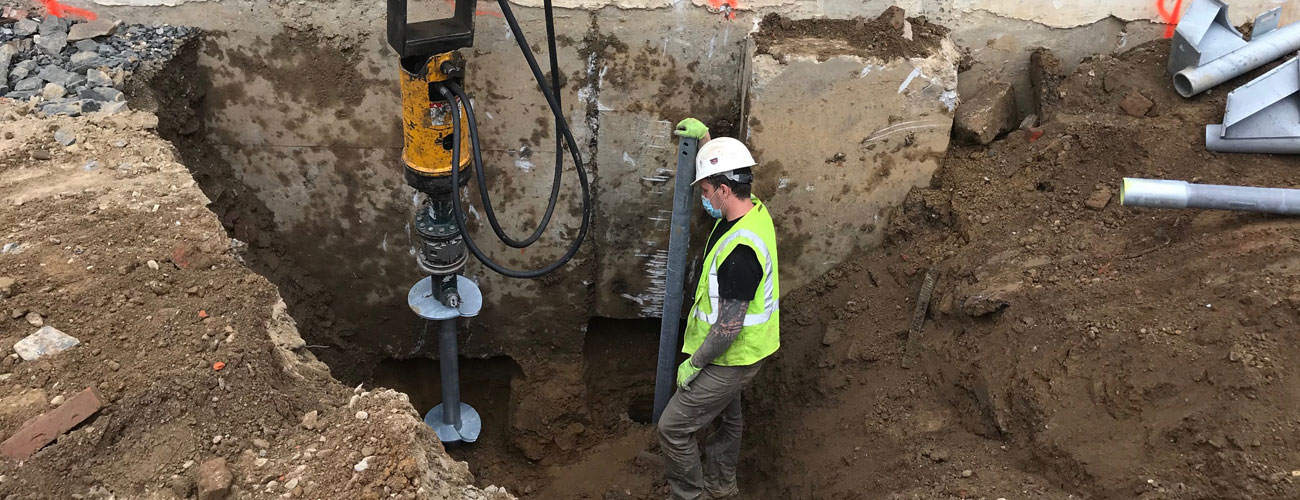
742, 36, 960, 292
79, 0, 1245, 370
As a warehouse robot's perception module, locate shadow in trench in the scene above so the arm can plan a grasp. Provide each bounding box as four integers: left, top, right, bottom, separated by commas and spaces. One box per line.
583, 316, 686, 427
133, 32, 417, 385
370, 355, 522, 439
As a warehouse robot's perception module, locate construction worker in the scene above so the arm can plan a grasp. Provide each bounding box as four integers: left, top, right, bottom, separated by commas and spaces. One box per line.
658, 118, 780, 499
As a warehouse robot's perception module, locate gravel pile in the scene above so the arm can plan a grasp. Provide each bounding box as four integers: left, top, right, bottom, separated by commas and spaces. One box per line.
0, 11, 195, 117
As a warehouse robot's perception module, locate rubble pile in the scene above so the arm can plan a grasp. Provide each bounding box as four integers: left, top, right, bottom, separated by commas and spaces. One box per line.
0, 8, 194, 116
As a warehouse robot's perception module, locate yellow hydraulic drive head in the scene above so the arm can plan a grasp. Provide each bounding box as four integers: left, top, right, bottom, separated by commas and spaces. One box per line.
400, 52, 471, 194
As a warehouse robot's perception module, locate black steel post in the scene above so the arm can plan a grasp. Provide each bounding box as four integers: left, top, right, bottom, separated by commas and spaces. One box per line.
652, 136, 698, 423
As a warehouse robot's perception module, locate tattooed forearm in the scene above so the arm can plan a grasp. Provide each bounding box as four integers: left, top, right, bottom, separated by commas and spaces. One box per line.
691, 298, 747, 367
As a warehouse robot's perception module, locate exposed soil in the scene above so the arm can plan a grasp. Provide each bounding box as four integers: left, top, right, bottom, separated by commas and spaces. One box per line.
753, 10, 949, 62
0, 103, 510, 499
744, 40, 1300, 499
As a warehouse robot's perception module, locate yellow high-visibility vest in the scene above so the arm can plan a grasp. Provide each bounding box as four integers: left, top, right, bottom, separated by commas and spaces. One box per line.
682, 197, 780, 366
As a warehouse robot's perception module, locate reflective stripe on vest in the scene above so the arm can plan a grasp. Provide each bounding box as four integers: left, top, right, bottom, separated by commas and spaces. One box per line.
692, 228, 779, 326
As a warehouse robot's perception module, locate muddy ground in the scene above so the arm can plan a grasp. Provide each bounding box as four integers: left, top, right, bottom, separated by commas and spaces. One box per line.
0, 103, 512, 499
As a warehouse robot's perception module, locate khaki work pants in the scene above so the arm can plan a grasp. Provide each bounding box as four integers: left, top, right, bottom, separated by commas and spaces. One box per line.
656, 362, 763, 500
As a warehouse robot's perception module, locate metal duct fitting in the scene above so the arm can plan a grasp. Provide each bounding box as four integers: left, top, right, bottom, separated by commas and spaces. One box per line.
1121, 177, 1300, 215
1206, 54, 1300, 153
1168, 0, 1300, 98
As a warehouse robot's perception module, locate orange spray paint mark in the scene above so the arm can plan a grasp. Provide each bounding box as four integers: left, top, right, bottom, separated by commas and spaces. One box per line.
707, 0, 738, 20
39, 0, 97, 21
1156, 0, 1184, 39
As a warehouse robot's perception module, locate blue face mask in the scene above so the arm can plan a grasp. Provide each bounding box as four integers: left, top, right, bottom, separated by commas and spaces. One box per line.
701, 195, 723, 219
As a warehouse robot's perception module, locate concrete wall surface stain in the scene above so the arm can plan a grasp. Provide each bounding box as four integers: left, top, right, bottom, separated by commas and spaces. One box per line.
91, 0, 1213, 370
742, 37, 960, 293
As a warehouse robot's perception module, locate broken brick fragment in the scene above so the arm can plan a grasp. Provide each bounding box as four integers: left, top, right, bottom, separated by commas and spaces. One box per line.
1, 387, 105, 459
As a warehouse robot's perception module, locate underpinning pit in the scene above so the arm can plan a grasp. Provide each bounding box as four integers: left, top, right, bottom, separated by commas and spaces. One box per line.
111, 8, 1269, 499
126, 17, 980, 497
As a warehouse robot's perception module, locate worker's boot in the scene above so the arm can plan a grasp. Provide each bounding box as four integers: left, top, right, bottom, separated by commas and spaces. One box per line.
703, 482, 739, 499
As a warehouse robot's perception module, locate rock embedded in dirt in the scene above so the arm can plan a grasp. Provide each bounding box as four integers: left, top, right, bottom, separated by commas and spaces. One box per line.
1085, 187, 1112, 210
38, 15, 68, 36
38, 66, 84, 89
1102, 72, 1125, 93
170, 474, 196, 498
41, 82, 66, 100
954, 81, 1017, 145
82, 86, 123, 102
877, 5, 906, 30
25, 311, 43, 326
0, 277, 14, 298
14, 325, 79, 361
54, 129, 76, 146
40, 100, 84, 117
961, 294, 1009, 317
300, 410, 319, 430
73, 39, 99, 53
14, 18, 37, 37
87, 69, 112, 88
67, 19, 120, 41
14, 76, 41, 91
0, 45, 17, 83
197, 458, 232, 500
1120, 92, 1153, 117
30, 149, 51, 160
36, 30, 69, 57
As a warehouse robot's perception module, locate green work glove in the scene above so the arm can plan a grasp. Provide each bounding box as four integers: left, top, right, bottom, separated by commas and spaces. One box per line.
676, 358, 703, 390
673, 118, 709, 139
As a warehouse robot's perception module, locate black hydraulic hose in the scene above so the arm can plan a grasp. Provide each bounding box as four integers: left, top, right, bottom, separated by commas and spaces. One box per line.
432, 0, 591, 279
440, 84, 590, 278
459, 0, 567, 249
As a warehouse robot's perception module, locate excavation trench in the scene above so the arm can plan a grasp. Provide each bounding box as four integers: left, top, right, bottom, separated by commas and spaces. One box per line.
123, 27, 1001, 499
131, 31, 733, 496
126, 23, 1132, 500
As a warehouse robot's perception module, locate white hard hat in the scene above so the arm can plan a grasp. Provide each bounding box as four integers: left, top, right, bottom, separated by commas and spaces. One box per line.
693, 137, 756, 185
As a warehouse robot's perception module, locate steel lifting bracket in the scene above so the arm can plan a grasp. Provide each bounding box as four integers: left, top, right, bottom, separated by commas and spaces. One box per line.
1168, 0, 1300, 97
1206, 53, 1300, 153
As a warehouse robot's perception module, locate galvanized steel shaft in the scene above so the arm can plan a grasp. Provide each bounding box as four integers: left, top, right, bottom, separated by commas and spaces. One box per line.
1122, 177, 1300, 215
438, 319, 462, 428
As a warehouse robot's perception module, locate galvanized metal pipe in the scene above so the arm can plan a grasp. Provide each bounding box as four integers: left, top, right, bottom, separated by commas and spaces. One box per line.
438, 319, 461, 428
1121, 177, 1300, 214
1173, 22, 1300, 98
652, 136, 698, 424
